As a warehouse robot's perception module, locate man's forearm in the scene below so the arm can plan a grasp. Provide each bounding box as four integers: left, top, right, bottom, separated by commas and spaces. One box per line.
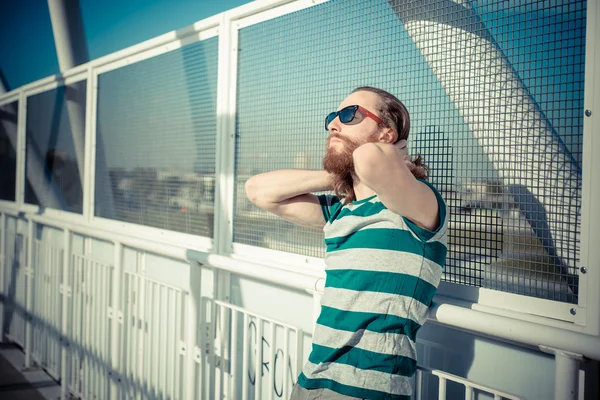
245, 169, 332, 205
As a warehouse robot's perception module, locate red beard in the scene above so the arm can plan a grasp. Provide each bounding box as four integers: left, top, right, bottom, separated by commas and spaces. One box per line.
323, 134, 359, 176
323, 132, 377, 203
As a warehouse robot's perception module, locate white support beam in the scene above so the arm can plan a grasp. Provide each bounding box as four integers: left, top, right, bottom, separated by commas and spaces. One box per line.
48, 0, 89, 187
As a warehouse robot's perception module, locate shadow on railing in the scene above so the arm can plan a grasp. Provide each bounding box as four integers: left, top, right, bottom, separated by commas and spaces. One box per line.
0, 209, 541, 400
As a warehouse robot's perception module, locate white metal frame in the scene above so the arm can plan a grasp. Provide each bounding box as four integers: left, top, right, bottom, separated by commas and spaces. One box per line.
0, 92, 20, 211
0, 1, 598, 398
579, 0, 600, 338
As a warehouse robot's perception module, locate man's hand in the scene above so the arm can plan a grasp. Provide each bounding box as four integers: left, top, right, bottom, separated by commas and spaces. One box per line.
394, 139, 409, 158
393, 139, 416, 174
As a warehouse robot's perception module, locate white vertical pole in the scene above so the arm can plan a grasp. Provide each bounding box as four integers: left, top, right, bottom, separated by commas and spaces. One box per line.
580, 0, 600, 338
465, 385, 473, 400
295, 328, 303, 394
254, 318, 263, 399
214, 13, 235, 399
121, 272, 132, 397
109, 241, 122, 399
208, 281, 216, 399
161, 287, 168, 395
0, 213, 5, 343
137, 252, 147, 392
15, 90, 26, 208
82, 66, 94, 221
24, 219, 34, 368
555, 351, 582, 400
60, 229, 71, 400
282, 327, 290, 398
268, 323, 275, 400
185, 261, 201, 400
414, 369, 423, 400
214, 13, 234, 255
83, 238, 92, 397
540, 345, 584, 400
242, 313, 249, 400
438, 376, 447, 400
169, 290, 178, 399
174, 291, 182, 399
47, 0, 88, 182
230, 309, 238, 400
217, 304, 227, 399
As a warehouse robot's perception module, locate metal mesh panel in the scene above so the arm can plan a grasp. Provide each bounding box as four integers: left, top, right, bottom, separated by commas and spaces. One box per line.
0, 101, 17, 202
25, 81, 87, 213
233, 0, 585, 303
95, 37, 218, 237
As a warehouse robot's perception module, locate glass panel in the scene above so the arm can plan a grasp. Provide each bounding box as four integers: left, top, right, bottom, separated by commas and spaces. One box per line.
233, 0, 585, 303
95, 37, 218, 238
0, 101, 18, 202
25, 81, 87, 213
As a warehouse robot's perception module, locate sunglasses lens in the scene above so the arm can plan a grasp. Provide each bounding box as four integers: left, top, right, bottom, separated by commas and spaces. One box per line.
325, 113, 334, 130
325, 106, 358, 130
339, 106, 357, 123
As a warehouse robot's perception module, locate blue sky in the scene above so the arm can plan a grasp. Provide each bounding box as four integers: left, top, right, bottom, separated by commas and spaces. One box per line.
0, 0, 252, 90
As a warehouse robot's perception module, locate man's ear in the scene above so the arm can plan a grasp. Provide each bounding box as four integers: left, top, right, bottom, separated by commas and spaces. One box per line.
379, 128, 397, 144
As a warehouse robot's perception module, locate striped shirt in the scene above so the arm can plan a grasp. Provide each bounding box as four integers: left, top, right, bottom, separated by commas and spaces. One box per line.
298, 179, 448, 400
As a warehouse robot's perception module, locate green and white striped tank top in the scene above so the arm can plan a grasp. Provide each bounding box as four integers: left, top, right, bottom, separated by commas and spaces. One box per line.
298, 179, 448, 400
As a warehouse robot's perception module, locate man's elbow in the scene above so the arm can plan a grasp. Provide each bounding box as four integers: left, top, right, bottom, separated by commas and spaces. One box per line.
245, 176, 261, 205
245, 176, 273, 211
353, 143, 385, 183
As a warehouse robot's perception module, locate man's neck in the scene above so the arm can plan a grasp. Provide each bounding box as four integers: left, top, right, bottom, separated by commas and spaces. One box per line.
353, 178, 376, 202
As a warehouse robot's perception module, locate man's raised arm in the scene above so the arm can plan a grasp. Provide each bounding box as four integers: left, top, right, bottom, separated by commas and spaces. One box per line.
244, 170, 332, 230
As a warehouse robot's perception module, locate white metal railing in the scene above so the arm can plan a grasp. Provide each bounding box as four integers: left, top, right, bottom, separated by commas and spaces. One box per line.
120, 269, 187, 400
414, 368, 526, 400
204, 298, 304, 400
0, 209, 553, 399
66, 253, 113, 399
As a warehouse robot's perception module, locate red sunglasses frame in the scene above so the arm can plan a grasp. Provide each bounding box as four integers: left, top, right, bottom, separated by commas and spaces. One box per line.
325, 105, 384, 131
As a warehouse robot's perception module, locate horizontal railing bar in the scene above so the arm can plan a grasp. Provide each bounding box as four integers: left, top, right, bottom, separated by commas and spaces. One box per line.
2, 207, 600, 363
429, 301, 600, 361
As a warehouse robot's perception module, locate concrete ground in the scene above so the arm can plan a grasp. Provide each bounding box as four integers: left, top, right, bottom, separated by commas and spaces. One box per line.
0, 342, 61, 400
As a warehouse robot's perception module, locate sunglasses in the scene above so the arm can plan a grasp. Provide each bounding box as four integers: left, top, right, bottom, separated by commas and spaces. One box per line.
325, 105, 384, 131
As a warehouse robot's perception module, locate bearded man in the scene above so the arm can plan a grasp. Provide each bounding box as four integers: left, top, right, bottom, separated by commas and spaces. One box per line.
245, 87, 448, 400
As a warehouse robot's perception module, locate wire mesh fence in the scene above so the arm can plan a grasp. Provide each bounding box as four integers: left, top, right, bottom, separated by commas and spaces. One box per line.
95, 37, 219, 238
233, 0, 585, 303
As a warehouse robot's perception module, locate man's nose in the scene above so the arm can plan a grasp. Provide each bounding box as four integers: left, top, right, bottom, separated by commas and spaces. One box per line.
327, 116, 342, 133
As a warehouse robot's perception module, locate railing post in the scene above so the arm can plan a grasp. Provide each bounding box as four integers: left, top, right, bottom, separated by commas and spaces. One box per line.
60, 228, 72, 400
24, 219, 34, 368
414, 369, 423, 400
185, 261, 201, 400
0, 213, 5, 343
109, 241, 123, 399
555, 350, 583, 400
540, 345, 584, 400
